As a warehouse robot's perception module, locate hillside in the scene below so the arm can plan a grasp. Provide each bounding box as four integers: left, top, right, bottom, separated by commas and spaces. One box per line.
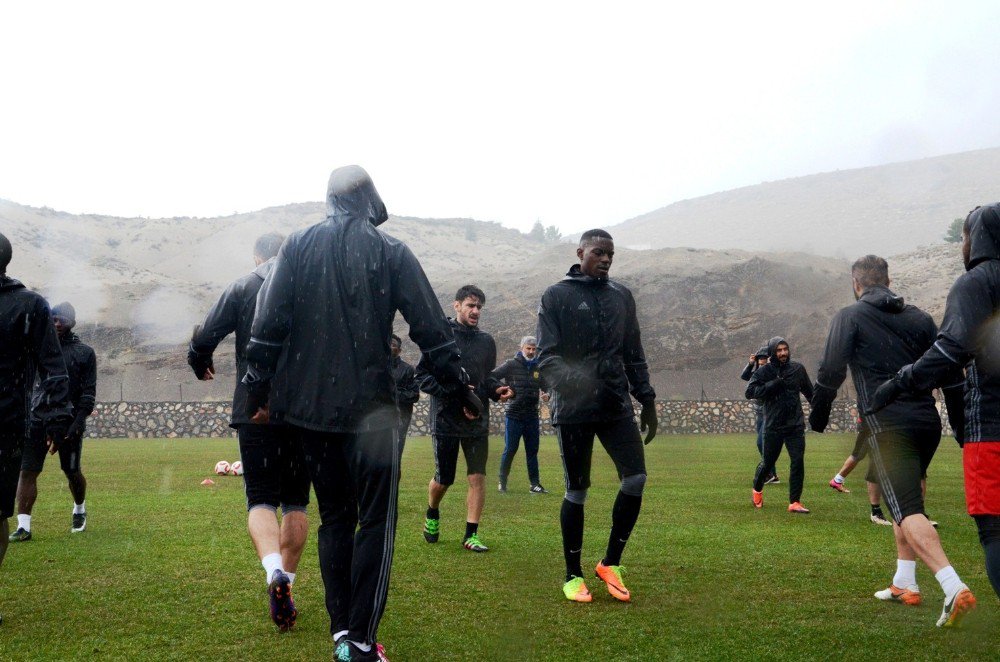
610, 147, 1000, 258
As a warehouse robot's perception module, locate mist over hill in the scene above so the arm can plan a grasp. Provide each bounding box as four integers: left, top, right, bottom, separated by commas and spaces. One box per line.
0, 148, 977, 402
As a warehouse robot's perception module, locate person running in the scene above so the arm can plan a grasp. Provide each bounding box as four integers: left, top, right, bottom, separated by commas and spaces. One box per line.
747, 337, 813, 513
828, 421, 895, 526
814, 254, 974, 627
536, 229, 657, 603
389, 334, 419, 441
0, 232, 71, 626
741, 346, 778, 484
243, 166, 477, 662
10, 303, 95, 541
870, 203, 1000, 610
188, 232, 311, 633
493, 335, 550, 494
420, 285, 513, 553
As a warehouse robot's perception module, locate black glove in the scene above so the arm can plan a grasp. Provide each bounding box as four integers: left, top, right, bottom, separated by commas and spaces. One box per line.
808, 407, 829, 433
66, 411, 88, 439
187, 349, 214, 380
866, 378, 903, 415
244, 389, 269, 421
639, 400, 657, 445
44, 422, 68, 448
458, 388, 484, 419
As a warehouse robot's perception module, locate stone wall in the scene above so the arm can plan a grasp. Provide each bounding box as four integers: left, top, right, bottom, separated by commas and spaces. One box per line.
84, 399, 950, 438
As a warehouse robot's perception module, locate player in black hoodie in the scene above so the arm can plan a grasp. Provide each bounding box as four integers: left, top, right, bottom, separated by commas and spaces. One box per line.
746, 337, 814, 513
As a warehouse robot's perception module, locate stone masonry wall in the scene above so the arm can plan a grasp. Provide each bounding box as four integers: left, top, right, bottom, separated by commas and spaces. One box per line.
84, 399, 951, 438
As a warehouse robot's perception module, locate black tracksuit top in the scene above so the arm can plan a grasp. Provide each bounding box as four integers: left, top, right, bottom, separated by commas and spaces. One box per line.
813, 286, 943, 433
491, 353, 546, 420
391, 356, 419, 411
190, 260, 273, 428
30, 333, 96, 428
245, 166, 466, 434
745, 337, 813, 435
419, 318, 501, 437
0, 276, 71, 435
536, 264, 655, 425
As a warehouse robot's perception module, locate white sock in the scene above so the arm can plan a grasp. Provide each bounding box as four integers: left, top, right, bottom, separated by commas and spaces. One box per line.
834, 474, 845, 484
262, 553, 284, 584
73, 501, 86, 515
17, 514, 31, 532
349, 640, 372, 653
893, 559, 917, 588
333, 630, 349, 643
935, 566, 965, 599
286, 572, 296, 585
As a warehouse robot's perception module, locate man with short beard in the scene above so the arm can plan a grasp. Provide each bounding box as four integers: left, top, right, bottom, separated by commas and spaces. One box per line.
810, 255, 971, 627
536, 229, 657, 603
493, 335, 550, 494
746, 337, 813, 513
10, 302, 96, 541
0, 232, 71, 626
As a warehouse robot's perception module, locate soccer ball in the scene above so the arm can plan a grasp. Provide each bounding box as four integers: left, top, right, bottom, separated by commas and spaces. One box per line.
214, 460, 231, 475
229, 460, 244, 476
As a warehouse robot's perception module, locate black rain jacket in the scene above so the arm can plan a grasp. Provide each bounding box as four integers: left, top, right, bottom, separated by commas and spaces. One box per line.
536, 264, 656, 425
900, 203, 1000, 442
745, 337, 813, 435
419, 318, 501, 437
0, 276, 71, 436
30, 333, 95, 434
244, 165, 466, 433
190, 259, 275, 428
812, 286, 945, 433
491, 352, 546, 420
391, 356, 419, 413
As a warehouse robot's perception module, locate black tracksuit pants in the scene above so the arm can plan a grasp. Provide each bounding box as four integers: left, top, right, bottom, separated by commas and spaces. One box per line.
976, 515, 1000, 599
295, 425, 403, 646
753, 429, 805, 503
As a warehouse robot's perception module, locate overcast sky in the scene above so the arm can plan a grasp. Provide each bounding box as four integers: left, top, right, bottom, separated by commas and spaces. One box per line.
2, 1, 999, 234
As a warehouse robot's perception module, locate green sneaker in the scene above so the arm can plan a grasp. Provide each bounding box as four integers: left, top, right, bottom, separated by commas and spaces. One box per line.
8, 527, 31, 542
462, 532, 489, 552
562, 576, 593, 602
423, 518, 439, 543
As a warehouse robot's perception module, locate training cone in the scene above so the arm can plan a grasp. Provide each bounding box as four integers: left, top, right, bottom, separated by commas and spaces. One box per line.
201, 478, 215, 486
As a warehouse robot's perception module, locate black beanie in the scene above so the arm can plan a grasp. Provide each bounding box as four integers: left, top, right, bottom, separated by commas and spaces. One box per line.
52, 302, 77, 328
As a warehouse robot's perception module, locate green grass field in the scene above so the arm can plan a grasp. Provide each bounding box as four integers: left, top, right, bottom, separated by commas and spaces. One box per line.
0, 434, 996, 661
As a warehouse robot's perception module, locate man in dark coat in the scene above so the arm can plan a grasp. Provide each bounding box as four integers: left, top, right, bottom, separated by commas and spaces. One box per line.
243, 166, 477, 662
740, 346, 777, 484
746, 336, 814, 513
419, 285, 513, 553
389, 334, 419, 441
10, 302, 95, 541
536, 229, 657, 604
869, 203, 1000, 618
188, 232, 310, 633
493, 335, 549, 494
811, 255, 973, 627
0, 232, 71, 625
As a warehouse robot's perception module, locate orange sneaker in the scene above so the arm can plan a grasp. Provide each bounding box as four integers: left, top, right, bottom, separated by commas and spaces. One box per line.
752, 489, 763, 509
595, 562, 631, 602
788, 502, 810, 514
874, 584, 922, 606
937, 586, 976, 627
562, 576, 593, 603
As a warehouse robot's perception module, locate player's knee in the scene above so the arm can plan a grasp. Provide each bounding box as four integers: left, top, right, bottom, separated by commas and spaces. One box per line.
620, 473, 647, 496
565, 489, 588, 505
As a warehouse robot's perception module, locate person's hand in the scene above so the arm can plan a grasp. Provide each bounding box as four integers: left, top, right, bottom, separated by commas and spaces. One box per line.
749, 354, 756, 363
45, 423, 67, 455
496, 385, 514, 402
459, 386, 484, 420
245, 390, 269, 424
866, 378, 904, 414
250, 404, 270, 425
188, 353, 215, 380
639, 401, 657, 445
540, 391, 550, 403
808, 406, 829, 433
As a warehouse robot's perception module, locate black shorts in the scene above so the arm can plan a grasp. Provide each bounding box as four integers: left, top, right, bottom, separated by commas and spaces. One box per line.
850, 429, 870, 463
556, 417, 646, 492
21, 423, 83, 474
1, 434, 25, 519
238, 424, 311, 512
433, 435, 488, 485
867, 427, 941, 524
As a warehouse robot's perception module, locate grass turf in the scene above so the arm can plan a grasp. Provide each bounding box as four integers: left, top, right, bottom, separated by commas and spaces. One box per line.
0, 433, 996, 660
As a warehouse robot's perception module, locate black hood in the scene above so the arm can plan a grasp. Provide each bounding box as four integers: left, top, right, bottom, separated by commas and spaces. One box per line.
326, 165, 388, 227
767, 336, 789, 361
563, 263, 605, 285
0, 275, 25, 293
449, 317, 481, 335
966, 202, 1000, 271
60, 332, 81, 346
859, 285, 905, 313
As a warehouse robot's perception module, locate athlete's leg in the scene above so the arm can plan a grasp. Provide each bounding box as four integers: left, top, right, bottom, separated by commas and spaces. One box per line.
597, 418, 646, 566
837, 455, 859, 479
753, 432, 784, 492
277, 432, 310, 576
557, 423, 595, 580
524, 417, 541, 486
498, 417, 522, 486
786, 433, 806, 503
466, 473, 485, 524
974, 515, 1000, 598
15, 471, 40, 517
428, 435, 460, 509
